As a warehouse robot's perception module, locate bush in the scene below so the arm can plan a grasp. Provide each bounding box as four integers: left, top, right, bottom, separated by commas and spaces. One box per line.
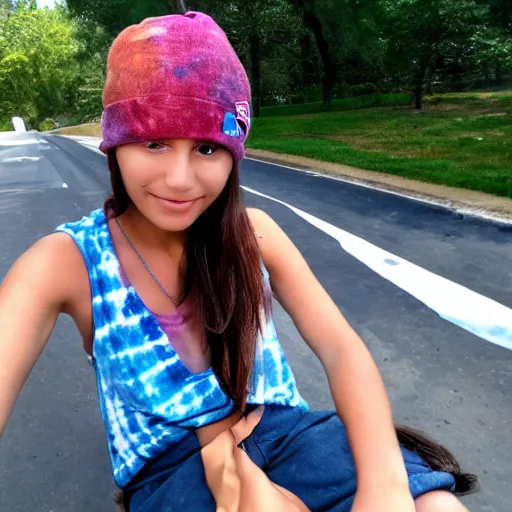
351, 82, 379, 96
0, 118, 13, 132
333, 83, 353, 99
38, 118, 59, 132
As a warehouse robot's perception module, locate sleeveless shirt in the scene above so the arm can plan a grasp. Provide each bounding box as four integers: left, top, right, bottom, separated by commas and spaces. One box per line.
56, 208, 308, 487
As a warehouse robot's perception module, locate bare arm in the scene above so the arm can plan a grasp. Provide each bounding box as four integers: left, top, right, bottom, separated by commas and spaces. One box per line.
0, 234, 79, 437
249, 209, 409, 494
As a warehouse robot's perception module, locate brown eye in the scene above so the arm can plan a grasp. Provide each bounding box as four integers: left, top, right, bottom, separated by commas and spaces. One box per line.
145, 141, 165, 151
197, 143, 218, 156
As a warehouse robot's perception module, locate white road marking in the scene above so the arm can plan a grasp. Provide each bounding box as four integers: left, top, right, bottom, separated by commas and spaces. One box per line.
1, 156, 41, 163
0, 138, 39, 146
243, 185, 512, 351
246, 156, 512, 226
0, 136, 67, 189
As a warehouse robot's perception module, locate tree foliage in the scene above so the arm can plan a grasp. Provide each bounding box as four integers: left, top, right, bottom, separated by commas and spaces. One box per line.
189, 0, 304, 115
382, 0, 486, 108
0, 4, 78, 126
2, 0, 512, 129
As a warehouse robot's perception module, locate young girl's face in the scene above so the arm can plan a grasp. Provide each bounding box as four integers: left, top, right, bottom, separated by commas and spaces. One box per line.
116, 138, 233, 232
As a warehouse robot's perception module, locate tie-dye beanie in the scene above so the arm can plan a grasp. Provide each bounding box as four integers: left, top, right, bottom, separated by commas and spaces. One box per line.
99, 11, 251, 162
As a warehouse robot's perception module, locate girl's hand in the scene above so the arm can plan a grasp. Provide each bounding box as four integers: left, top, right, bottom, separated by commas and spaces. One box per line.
352, 487, 415, 511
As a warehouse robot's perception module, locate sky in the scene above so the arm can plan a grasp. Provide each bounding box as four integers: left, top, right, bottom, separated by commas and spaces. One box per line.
36, 0, 56, 8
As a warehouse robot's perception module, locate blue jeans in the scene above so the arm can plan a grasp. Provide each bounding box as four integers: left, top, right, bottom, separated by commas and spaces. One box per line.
124, 405, 456, 511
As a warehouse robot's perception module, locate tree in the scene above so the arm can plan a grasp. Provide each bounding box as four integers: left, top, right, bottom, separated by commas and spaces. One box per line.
0, 6, 79, 125
286, 0, 336, 109
285, 0, 386, 110
14, 0, 37, 10
384, 0, 484, 109
0, 0, 12, 13
469, 22, 512, 84
473, 0, 512, 82
66, 0, 176, 39
486, 0, 512, 34
189, 0, 302, 117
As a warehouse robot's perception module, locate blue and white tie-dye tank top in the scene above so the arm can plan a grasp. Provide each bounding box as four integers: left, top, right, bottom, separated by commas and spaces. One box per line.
56, 208, 308, 487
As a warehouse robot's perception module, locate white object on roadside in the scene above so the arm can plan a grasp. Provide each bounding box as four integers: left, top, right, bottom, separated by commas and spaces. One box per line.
12, 117, 27, 133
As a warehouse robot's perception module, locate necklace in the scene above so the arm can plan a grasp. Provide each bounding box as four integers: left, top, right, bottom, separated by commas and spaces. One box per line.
115, 216, 179, 307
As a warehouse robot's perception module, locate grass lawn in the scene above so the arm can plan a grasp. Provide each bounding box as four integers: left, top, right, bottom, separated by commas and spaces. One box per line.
52, 123, 102, 137
250, 91, 512, 198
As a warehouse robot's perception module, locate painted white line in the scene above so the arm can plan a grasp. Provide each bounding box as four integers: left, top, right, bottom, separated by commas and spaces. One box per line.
0, 138, 39, 146
246, 156, 512, 226
0, 156, 41, 163
243, 185, 512, 351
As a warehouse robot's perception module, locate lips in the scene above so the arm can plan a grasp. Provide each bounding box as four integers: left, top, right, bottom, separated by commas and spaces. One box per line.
153, 194, 195, 204
149, 193, 201, 212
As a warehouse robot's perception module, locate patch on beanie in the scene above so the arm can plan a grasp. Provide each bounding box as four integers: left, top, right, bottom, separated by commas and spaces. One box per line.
223, 112, 240, 137
235, 101, 251, 135
223, 102, 251, 138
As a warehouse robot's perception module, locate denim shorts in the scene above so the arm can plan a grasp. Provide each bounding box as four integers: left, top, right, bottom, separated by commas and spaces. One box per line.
124, 405, 456, 512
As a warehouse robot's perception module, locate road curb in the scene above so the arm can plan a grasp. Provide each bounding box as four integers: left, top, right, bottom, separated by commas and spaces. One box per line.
245, 148, 512, 226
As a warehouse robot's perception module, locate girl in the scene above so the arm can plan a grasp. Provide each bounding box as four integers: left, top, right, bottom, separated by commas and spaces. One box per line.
0, 10, 476, 512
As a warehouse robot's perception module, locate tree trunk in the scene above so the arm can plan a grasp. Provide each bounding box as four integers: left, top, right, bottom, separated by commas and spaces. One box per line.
413, 63, 428, 110
289, 0, 336, 111
303, 9, 335, 110
425, 65, 433, 96
414, 81, 423, 110
299, 34, 315, 86
250, 34, 262, 118
483, 63, 490, 87
495, 61, 502, 84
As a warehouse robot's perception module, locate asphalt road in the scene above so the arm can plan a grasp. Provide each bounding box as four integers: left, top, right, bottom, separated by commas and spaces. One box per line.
0, 132, 511, 511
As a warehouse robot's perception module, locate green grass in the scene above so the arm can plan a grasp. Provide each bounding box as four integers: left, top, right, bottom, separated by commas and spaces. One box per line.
248, 91, 512, 198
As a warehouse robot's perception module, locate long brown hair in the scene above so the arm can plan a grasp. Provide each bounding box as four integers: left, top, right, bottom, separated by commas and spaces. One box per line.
104, 149, 268, 410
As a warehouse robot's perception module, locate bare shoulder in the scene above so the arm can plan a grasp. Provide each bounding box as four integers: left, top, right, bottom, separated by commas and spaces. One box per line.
10, 232, 84, 276
1, 232, 88, 311
246, 207, 273, 235
246, 208, 293, 272
246, 207, 277, 242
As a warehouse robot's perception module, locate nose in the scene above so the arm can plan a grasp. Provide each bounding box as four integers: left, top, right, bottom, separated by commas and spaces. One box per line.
162, 142, 195, 192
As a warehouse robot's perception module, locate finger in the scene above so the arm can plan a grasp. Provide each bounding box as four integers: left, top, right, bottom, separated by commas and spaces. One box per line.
234, 447, 310, 512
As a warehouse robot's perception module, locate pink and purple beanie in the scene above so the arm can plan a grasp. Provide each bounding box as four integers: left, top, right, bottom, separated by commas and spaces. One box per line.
99, 11, 251, 162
